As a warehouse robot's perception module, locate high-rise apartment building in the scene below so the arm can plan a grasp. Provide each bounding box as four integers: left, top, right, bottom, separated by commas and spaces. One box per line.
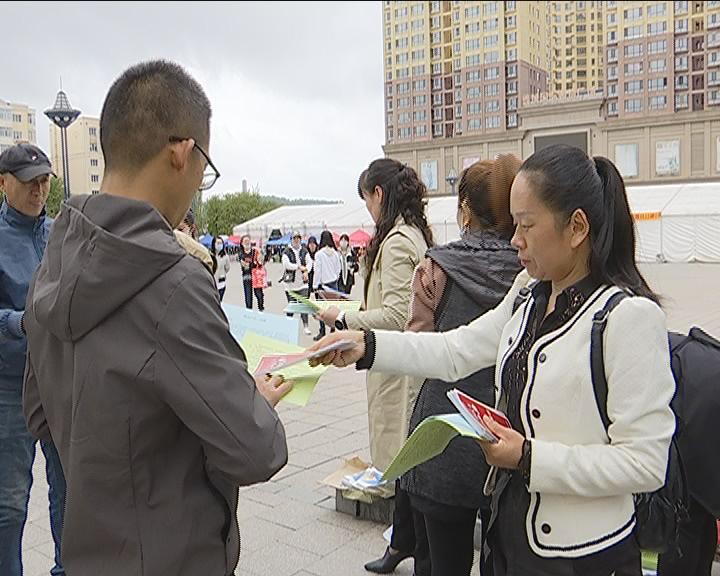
383, 0, 550, 146
551, 1, 605, 94
50, 116, 104, 195
604, 0, 720, 118
0, 99, 37, 152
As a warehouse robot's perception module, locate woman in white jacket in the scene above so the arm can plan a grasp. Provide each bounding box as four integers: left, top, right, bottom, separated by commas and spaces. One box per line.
311, 145, 675, 576
312, 230, 343, 341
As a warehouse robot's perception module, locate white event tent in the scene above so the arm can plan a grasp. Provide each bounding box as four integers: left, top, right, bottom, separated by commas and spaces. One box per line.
233, 182, 720, 263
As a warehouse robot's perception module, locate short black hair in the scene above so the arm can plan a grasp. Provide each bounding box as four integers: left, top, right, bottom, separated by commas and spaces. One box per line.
100, 60, 211, 172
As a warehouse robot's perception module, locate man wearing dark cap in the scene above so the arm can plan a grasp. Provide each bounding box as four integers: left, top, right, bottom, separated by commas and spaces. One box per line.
0, 143, 66, 576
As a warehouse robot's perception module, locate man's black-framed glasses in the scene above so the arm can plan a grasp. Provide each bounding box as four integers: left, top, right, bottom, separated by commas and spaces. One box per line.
169, 136, 220, 191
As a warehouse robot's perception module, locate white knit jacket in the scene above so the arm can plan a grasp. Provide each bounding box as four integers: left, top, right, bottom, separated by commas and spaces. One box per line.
372, 271, 675, 558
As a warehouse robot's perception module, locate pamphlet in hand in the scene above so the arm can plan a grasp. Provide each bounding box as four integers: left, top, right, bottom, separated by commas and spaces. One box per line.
381, 389, 512, 482
287, 290, 320, 312
315, 286, 351, 301
254, 339, 357, 376
446, 389, 511, 442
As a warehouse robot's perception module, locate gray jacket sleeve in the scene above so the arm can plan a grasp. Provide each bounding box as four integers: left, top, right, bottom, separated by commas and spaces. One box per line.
155, 268, 288, 486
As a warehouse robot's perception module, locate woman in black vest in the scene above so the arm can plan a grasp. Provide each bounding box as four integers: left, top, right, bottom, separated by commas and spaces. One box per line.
410, 155, 523, 576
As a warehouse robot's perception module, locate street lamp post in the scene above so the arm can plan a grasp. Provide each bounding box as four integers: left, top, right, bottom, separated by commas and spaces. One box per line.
445, 167, 459, 196
45, 91, 81, 201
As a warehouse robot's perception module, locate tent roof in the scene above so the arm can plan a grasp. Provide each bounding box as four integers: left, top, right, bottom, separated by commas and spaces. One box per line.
233, 182, 720, 237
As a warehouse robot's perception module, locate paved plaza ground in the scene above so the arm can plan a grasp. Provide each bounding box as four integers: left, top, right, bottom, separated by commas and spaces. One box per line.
21, 261, 720, 575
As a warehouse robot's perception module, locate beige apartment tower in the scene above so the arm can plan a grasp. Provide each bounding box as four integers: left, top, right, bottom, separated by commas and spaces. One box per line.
50, 116, 104, 195
0, 99, 37, 152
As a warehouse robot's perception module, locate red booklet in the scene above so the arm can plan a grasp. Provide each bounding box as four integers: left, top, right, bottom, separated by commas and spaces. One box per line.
446, 389, 511, 442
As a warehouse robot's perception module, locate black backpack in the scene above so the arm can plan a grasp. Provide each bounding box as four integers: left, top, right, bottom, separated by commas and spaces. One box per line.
590, 291, 720, 554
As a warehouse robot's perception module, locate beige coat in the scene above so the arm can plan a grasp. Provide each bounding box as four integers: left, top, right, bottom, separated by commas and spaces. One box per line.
345, 218, 428, 473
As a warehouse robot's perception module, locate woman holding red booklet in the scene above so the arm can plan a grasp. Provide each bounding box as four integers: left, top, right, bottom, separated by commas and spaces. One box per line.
311, 145, 675, 576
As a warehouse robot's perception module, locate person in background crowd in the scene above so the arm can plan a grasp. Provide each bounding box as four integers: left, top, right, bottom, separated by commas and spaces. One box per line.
317, 158, 434, 575
177, 206, 199, 240
174, 215, 213, 273
306, 235, 319, 295
251, 245, 267, 312
337, 233, 359, 295
211, 236, 231, 300
393, 155, 523, 576
22, 60, 291, 576
0, 143, 66, 576
311, 145, 676, 576
282, 231, 313, 335
238, 235, 258, 309
312, 230, 343, 341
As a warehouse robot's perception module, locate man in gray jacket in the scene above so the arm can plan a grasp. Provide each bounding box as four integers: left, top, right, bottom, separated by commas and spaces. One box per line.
22, 60, 290, 576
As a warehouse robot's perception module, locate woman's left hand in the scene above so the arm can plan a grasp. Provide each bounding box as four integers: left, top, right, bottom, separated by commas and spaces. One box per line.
316, 306, 340, 324
477, 416, 526, 470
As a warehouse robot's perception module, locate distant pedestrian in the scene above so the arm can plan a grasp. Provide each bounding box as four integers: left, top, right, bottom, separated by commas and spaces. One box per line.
212, 236, 231, 300
312, 230, 342, 340
282, 231, 312, 335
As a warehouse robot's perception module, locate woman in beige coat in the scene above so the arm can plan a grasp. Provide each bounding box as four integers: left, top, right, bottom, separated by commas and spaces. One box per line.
318, 158, 433, 570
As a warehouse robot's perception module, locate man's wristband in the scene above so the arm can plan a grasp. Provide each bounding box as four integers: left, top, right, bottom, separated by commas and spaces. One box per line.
355, 330, 376, 371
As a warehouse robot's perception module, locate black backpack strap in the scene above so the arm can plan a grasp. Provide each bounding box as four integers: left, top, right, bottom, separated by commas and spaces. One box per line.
590, 291, 629, 430
512, 284, 535, 314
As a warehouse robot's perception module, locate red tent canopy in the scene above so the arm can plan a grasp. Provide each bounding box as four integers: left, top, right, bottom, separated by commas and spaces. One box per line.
349, 229, 372, 247
227, 235, 243, 246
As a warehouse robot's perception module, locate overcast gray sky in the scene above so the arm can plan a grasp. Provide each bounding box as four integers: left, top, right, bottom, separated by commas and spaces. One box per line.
2, 1, 384, 202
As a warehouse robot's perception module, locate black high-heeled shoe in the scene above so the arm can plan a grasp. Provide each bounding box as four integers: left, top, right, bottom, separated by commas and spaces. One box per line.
364, 547, 412, 574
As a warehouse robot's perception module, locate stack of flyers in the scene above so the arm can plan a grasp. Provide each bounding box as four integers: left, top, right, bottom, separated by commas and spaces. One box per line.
253, 339, 357, 376
446, 389, 512, 443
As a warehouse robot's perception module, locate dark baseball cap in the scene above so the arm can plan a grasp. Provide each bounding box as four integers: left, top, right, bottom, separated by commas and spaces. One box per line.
0, 143, 53, 182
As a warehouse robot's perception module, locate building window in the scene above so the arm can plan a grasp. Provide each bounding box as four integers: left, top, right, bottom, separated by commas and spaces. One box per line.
91, 174, 100, 183
467, 86, 481, 98
624, 98, 643, 113
615, 143, 639, 177
648, 40, 667, 54
467, 118, 481, 131
413, 109, 427, 122
484, 34, 499, 48
647, 21, 668, 36
624, 26, 642, 39
398, 127, 412, 139
675, 19, 688, 34
433, 92, 443, 105
464, 5, 480, 18
607, 30, 617, 44
484, 17, 499, 32
398, 112, 411, 124
675, 93, 689, 109
709, 31, 720, 48
465, 38, 481, 51
649, 59, 667, 73
91, 190, 99, 195
484, 83, 500, 97
675, 37, 689, 52
676, 55, 689, 70
624, 62, 643, 76
397, 68, 409, 79
483, 2, 499, 15
624, 7, 642, 20
433, 77, 443, 89
414, 125, 428, 137
647, 3, 666, 17
506, 80, 518, 94
505, 0, 516, 10
432, 107, 443, 121
486, 116, 501, 129
466, 54, 481, 67
608, 47, 618, 62
607, 13, 617, 25
467, 102, 481, 115
648, 77, 668, 91
12, 131, 22, 140
624, 44, 643, 58
396, 38, 409, 49
649, 95, 668, 109
485, 99, 500, 112
506, 48, 518, 61
413, 79, 427, 91
624, 80, 644, 94
484, 66, 500, 80
709, 51, 720, 67
90, 158, 99, 167
506, 63, 518, 77
89, 143, 98, 152
674, 1, 688, 14
12, 113, 22, 123
709, 70, 720, 86
433, 123, 443, 136
675, 75, 689, 89
412, 65, 426, 76
507, 96, 518, 110
608, 83, 618, 97
505, 15, 517, 28
709, 13, 720, 29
